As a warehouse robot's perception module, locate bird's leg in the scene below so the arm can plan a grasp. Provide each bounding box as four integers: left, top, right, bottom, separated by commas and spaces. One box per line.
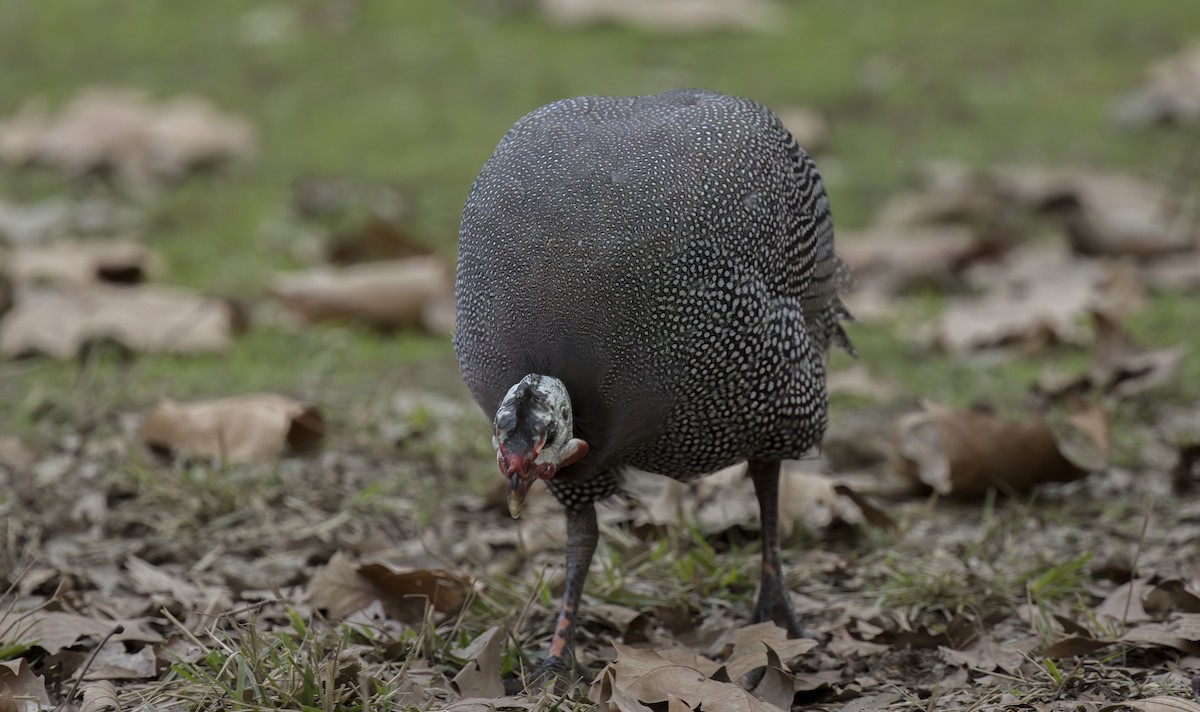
513, 502, 599, 694
749, 458, 803, 637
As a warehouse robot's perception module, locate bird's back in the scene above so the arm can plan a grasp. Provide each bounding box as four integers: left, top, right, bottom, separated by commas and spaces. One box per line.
455, 89, 851, 479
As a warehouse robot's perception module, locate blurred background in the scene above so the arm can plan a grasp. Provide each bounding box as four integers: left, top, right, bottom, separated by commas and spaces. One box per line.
2, 0, 1196, 427
2, 2, 1200, 707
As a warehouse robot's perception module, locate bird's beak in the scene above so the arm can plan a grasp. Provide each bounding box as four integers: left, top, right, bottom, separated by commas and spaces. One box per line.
506, 472, 536, 519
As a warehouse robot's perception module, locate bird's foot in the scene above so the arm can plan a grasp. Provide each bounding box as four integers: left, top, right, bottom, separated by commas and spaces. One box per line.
503, 656, 585, 696
753, 587, 804, 638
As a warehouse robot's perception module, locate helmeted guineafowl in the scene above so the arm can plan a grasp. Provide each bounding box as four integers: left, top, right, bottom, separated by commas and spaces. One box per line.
453, 88, 854, 690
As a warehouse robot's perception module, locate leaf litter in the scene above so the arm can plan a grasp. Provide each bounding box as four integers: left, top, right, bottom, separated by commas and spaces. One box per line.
0, 88, 255, 187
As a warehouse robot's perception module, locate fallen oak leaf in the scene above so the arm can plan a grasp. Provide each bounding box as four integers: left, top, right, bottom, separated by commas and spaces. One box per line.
326, 216, 431, 265
1145, 580, 1200, 614
590, 642, 786, 712
308, 550, 470, 624
750, 645, 796, 711
778, 467, 894, 535
21, 612, 162, 656
0, 284, 237, 359
0, 658, 50, 709
450, 627, 504, 699
1040, 635, 1112, 658
1091, 312, 1185, 400
270, 256, 453, 333
838, 225, 1010, 296
891, 400, 1109, 497
940, 635, 1027, 673
2, 239, 157, 287
0, 88, 255, 185
934, 248, 1143, 353
1094, 579, 1156, 625
586, 603, 653, 644
713, 622, 817, 682
1121, 620, 1200, 654
1036, 171, 1197, 258
967, 165, 1197, 258
123, 556, 232, 612
649, 647, 722, 678
139, 393, 324, 463
1039, 311, 1185, 401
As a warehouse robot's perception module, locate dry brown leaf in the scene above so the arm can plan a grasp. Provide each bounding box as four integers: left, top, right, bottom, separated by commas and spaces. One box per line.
82, 644, 157, 680
839, 225, 1009, 296
1041, 635, 1112, 658
308, 550, 470, 624
308, 551, 379, 620
0, 659, 50, 709
933, 250, 1143, 353
751, 645, 796, 710
1145, 580, 1200, 614
270, 256, 453, 333
891, 400, 1109, 497
940, 636, 1026, 672
1039, 312, 1187, 401
326, 216, 430, 265
449, 627, 504, 699
358, 555, 471, 621
1095, 579, 1156, 625
1121, 618, 1200, 654
539, 0, 777, 32
139, 394, 324, 463
79, 680, 121, 712
0, 89, 255, 184
650, 647, 722, 678
1141, 252, 1200, 293
1112, 43, 1200, 127
714, 623, 817, 682
980, 166, 1197, 258
590, 642, 786, 712
2, 239, 157, 287
640, 464, 890, 538
778, 467, 894, 534
1055, 173, 1197, 258
1100, 696, 1200, 712
124, 555, 231, 611
22, 612, 162, 656
587, 603, 652, 643
0, 284, 235, 358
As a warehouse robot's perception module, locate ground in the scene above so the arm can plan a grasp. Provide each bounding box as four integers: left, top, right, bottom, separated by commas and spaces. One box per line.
1, 2, 1199, 711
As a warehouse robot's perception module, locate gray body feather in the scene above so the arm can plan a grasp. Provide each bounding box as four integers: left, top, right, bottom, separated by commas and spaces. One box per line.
454, 88, 852, 507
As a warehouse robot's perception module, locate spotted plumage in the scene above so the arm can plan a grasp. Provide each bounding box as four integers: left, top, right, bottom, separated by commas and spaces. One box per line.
453, 88, 853, 688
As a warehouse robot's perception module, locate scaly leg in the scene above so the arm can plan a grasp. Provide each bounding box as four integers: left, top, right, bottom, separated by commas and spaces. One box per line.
748, 459, 803, 637
507, 502, 599, 694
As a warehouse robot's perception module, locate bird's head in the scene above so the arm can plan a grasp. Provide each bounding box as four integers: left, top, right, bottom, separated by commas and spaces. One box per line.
493, 374, 589, 519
